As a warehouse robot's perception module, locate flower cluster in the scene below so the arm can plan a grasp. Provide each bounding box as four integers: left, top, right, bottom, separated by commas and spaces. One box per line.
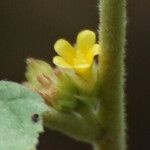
25, 30, 100, 111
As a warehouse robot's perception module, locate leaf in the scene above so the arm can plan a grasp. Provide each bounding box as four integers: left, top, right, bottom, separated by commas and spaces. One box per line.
0, 81, 49, 150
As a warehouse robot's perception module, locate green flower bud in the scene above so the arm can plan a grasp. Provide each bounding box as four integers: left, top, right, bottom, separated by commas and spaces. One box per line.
25, 58, 53, 89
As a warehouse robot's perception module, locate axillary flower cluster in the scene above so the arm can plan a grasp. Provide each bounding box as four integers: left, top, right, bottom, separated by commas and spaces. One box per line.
25, 30, 101, 111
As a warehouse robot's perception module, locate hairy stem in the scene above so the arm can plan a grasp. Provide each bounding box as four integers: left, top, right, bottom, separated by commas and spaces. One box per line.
43, 108, 100, 143
95, 0, 127, 149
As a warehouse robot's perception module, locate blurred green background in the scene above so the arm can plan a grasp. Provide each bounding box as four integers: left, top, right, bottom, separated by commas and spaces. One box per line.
0, 0, 150, 150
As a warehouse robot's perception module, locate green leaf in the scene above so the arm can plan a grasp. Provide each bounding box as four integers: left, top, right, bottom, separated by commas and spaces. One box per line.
0, 81, 49, 150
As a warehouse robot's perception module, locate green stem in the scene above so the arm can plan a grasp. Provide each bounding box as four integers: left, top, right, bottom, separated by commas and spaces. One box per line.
43, 108, 100, 143
95, 0, 127, 149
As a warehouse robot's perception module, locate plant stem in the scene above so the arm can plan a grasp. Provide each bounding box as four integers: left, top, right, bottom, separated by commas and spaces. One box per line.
43, 108, 100, 143
95, 0, 127, 149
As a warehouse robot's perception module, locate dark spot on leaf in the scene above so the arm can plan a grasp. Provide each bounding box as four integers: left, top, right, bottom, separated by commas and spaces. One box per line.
32, 114, 39, 123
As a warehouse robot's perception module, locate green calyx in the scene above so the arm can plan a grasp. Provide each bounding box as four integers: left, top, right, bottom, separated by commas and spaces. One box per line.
25, 58, 100, 112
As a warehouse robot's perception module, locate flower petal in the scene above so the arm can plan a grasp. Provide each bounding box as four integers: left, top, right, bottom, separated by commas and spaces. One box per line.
86, 44, 101, 63
76, 30, 96, 52
91, 44, 101, 55
54, 39, 75, 64
73, 64, 91, 78
53, 56, 72, 68
74, 64, 90, 68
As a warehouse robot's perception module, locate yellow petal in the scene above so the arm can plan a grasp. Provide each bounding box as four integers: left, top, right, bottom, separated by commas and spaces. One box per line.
86, 44, 100, 63
54, 39, 75, 64
74, 64, 90, 68
53, 56, 72, 68
74, 64, 91, 79
91, 44, 101, 55
76, 30, 96, 53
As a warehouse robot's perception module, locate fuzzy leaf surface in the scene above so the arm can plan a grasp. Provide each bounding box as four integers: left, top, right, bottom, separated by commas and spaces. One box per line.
0, 81, 48, 150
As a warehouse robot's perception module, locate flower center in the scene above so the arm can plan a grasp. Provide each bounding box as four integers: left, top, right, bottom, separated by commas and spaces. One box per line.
74, 50, 87, 65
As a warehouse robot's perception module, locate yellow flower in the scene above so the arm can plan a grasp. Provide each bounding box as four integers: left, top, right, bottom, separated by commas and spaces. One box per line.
53, 30, 100, 78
